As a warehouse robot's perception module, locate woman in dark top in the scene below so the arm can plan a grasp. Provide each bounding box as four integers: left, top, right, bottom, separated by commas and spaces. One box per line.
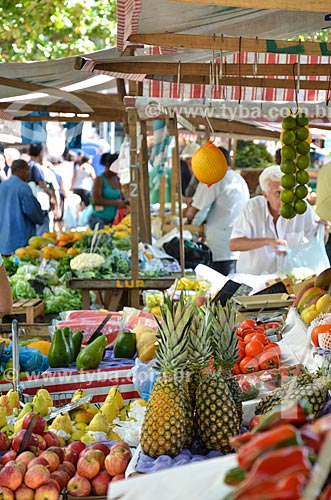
88, 153, 129, 229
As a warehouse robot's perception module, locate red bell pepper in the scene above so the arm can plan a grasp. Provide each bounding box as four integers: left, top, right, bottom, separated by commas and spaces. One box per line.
229, 431, 255, 451
237, 424, 302, 469
252, 399, 313, 433
232, 473, 308, 500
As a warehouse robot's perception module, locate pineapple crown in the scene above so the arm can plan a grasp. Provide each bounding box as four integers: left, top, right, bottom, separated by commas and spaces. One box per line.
154, 294, 195, 374
209, 301, 239, 369
187, 306, 213, 370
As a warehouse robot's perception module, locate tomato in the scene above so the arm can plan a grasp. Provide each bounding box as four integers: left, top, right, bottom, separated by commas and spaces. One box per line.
237, 347, 245, 363
311, 323, 331, 347
250, 332, 269, 345
243, 332, 257, 344
232, 363, 241, 375
261, 322, 281, 330
264, 342, 281, 354
239, 319, 257, 330
238, 340, 246, 350
239, 356, 260, 374
253, 326, 266, 334
245, 340, 264, 357
259, 350, 280, 370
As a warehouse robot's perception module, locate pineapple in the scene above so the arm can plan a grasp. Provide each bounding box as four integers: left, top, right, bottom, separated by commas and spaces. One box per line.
140, 295, 195, 458
194, 301, 240, 454
187, 307, 213, 411
210, 301, 242, 424
256, 368, 328, 418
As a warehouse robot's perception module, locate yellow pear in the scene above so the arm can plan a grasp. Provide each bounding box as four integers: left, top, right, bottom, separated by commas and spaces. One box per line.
86, 405, 99, 416
80, 434, 97, 445
17, 402, 33, 420
32, 394, 49, 417
68, 430, 85, 442
36, 387, 53, 408
6, 389, 20, 410
118, 405, 130, 422
107, 429, 122, 441
57, 436, 66, 446
100, 402, 119, 424
71, 409, 93, 424
75, 422, 87, 431
71, 388, 89, 409
105, 387, 124, 412
1, 424, 14, 435
88, 413, 109, 433
0, 396, 12, 416
14, 418, 23, 434
0, 406, 7, 428
130, 399, 147, 408
49, 413, 73, 435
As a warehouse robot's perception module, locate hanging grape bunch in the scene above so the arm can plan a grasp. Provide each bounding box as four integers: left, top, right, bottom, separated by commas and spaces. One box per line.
280, 112, 311, 219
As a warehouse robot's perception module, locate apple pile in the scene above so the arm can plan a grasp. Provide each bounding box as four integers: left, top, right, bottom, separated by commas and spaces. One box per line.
0, 437, 131, 500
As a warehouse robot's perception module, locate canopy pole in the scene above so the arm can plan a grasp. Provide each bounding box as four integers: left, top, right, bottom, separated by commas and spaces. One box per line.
168, 114, 185, 277
139, 120, 152, 244
127, 106, 140, 308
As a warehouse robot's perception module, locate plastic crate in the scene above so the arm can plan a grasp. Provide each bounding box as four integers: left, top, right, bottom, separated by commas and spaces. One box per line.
21, 391, 77, 407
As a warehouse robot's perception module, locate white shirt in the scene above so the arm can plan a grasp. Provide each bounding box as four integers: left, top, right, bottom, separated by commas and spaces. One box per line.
192, 169, 250, 261
231, 195, 319, 275
72, 163, 95, 191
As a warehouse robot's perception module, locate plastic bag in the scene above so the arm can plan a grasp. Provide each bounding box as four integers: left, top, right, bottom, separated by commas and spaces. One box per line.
279, 224, 329, 275
163, 237, 213, 269
131, 358, 157, 400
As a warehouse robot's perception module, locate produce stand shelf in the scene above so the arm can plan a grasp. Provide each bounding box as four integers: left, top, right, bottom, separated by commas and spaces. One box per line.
67, 277, 179, 310
0, 299, 45, 324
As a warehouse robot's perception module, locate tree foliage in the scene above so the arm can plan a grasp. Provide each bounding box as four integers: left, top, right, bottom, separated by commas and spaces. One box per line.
0, 0, 117, 62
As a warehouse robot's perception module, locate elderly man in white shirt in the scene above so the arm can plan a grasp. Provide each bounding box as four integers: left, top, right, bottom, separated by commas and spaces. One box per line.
229, 164, 324, 275
185, 147, 250, 275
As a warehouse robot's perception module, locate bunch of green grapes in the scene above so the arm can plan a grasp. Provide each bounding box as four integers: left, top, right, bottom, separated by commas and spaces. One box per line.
280, 112, 311, 219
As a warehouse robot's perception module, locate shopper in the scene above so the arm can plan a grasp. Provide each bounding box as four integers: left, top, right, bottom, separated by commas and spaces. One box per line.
185, 147, 250, 275
0, 255, 13, 318
89, 153, 129, 229
229, 164, 325, 275
0, 159, 44, 255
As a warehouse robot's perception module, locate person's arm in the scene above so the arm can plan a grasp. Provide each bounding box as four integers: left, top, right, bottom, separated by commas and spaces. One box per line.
92, 177, 129, 208
229, 237, 288, 252
0, 263, 13, 317
185, 205, 199, 223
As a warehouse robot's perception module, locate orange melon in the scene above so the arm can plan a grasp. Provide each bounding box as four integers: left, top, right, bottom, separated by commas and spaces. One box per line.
192, 140, 227, 187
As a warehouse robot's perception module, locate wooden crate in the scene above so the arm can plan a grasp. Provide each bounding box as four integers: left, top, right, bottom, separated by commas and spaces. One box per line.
265, 275, 316, 297
0, 299, 45, 324
0, 323, 50, 340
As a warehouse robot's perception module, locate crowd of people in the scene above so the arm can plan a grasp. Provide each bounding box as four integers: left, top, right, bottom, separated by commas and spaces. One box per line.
0, 144, 130, 256
0, 140, 330, 279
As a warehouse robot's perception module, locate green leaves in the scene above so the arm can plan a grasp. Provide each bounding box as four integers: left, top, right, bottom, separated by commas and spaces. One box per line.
0, 0, 116, 62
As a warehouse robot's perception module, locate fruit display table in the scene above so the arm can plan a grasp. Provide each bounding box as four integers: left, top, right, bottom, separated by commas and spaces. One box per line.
67, 277, 178, 310
0, 350, 139, 406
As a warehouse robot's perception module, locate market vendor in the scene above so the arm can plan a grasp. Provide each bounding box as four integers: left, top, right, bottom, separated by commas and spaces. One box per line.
229, 165, 328, 275
0, 255, 13, 317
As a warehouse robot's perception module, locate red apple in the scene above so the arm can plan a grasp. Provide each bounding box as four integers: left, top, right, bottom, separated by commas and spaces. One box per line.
26, 446, 40, 456
0, 451, 16, 466
12, 431, 38, 452
34, 481, 60, 500
76, 454, 100, 480
41, 432, 60, 449
47, 479, 61, 494
8, 461, 26, 475
27, 456, 50, 470
104, 453, 128, 476
39, 450, 60, 472
63, 448, 78, 466
50, 470, 70, 490
15, 484, 34, 500
57, 461, 76, 478
91, 469, 112, 496
67, 441, 86, 457
81, 449, 104, 468
15, 451, 35, 466
0, 486, 14, 500
89, 443, 110, 457
67, 474, 91, 497
111, 473, 125, 482
0, 433, 11, 452
110, 442, 131, 461
24, 464, 50, 489
46, 446, 64, 463
22, 413, 46, 436
0, 463, 23, 490
33, 434, 47, 451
